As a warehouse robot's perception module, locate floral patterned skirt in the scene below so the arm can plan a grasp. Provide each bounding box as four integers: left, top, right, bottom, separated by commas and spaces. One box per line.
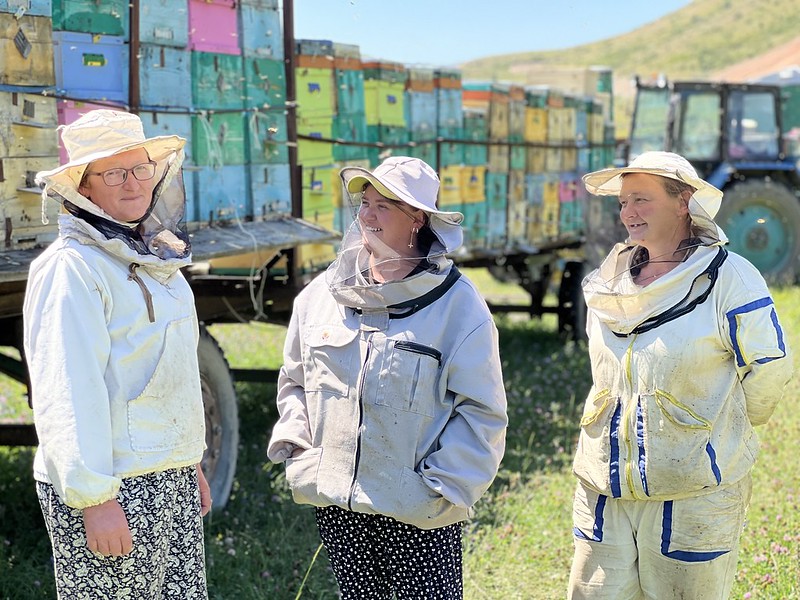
36, 466, 207, 599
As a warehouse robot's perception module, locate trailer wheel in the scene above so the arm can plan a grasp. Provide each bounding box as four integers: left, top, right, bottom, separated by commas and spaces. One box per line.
558, 261, 587, 341
198, 326, 239, 511
715, 181, 800, 284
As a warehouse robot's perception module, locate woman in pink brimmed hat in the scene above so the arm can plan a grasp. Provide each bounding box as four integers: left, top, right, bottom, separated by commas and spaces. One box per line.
24, 109, 210, 598
567, 151, 792, 599
268, 156, 508, 599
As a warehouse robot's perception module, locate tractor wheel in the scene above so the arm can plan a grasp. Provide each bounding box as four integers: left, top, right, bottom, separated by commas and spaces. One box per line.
715, 180, 800, 284
558, 261, 587, 341
198, 326, 239, 511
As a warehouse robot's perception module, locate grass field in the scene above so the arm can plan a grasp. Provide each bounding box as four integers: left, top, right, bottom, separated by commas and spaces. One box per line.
1, 271, 798, 599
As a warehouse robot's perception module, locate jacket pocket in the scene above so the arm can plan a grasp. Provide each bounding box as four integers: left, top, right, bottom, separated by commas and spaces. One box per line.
127, 317, 205, 452
374, 340, 442, 417
382, 467, 467, 529
285, 447, 324, 506
641, 390, 720, 494
304, 325, 359, 397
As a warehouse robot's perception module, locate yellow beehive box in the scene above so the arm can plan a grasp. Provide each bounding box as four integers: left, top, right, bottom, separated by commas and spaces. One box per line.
524, 107, 548, 143
460, 166, 486, 204
526, 147, 546, 174
438, 165, 461, 207
0, 156, 61, 249
541, 175, 560, 238
507, 196, 528, 246
546, 148, 563, 173
0, 13, 55, 86
0, 91, 59, 155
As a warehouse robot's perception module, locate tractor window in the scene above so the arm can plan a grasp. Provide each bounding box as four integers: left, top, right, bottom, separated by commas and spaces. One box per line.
674, 92, 721, 161
727, 91, 780, 159
629, 87, 671, 159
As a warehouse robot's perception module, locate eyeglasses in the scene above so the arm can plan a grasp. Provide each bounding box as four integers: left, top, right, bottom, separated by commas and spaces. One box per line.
84, 161, 157, 187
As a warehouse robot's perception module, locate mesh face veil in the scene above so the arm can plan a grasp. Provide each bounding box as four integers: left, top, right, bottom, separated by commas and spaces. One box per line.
326, 186, 439, 290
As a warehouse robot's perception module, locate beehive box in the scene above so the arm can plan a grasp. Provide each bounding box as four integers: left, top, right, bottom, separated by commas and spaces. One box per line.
0, 156, 60, 249
0, 13, 55, 86
0, 91, 58, 157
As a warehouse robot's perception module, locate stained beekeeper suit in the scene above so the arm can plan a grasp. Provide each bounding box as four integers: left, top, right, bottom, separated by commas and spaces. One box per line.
267, 157, 508, 530
568, 152, 792, 599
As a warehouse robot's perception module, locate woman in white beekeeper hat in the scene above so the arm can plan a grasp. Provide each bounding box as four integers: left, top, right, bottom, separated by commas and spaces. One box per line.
24, 109, 210, 598
268, 156, 508, 598
567, 151, 793, 599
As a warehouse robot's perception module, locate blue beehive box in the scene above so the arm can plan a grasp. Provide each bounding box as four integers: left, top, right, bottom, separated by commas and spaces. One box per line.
0, 0, 51, 16
52, 31, 129, 102
195, 164, 250, 223
139, 0, 189, 47
405, 90, 437, 141
240, 4, 282, 59
249, 162, 291, 215
139, 110, 196, 221
138, 44, 191, 109
436, 88, 463, 131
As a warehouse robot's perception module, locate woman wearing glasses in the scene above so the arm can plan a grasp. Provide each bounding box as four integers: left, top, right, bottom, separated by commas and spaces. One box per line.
24, 109, 210, 598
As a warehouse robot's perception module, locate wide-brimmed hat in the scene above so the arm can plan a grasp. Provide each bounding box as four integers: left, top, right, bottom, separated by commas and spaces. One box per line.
340, 156, 463, 226
583, 151, 723, 218
36, 109, 185, 190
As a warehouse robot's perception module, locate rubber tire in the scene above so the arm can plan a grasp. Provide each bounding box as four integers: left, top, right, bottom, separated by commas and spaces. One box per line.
715, 180, 800, 284
198, 326, 239, 511
558, 261, 587, 342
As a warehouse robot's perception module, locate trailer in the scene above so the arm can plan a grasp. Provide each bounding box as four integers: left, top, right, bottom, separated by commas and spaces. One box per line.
0, 0, 615, 508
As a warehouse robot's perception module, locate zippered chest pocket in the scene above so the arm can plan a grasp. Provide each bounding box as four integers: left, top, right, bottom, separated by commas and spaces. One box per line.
371, 339, 443, 417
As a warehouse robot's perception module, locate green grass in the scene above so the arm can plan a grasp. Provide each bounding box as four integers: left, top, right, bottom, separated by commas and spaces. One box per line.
1, 277, 799, 599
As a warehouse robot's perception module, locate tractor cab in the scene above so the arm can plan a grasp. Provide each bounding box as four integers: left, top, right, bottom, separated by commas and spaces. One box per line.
621, 77, 800, 284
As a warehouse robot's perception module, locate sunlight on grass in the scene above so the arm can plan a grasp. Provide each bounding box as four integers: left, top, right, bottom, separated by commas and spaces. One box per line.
1, 285, 798, 599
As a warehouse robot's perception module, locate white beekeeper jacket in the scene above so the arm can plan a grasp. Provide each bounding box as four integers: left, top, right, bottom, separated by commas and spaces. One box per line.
267, 219, 508, 530
573, 242, 792, 501
24, 152, 205, 510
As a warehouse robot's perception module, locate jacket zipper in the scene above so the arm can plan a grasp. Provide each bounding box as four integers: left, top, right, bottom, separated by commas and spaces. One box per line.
622, 336, 641, 500
394, 340, 442, 365
348, 336, 372, 510
128, 263, 155, 323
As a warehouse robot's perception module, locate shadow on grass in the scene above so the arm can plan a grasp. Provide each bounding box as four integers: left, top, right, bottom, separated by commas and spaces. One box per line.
0, 316, 591, 600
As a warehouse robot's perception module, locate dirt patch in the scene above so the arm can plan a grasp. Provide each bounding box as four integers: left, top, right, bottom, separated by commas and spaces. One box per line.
711, 35, 800, 82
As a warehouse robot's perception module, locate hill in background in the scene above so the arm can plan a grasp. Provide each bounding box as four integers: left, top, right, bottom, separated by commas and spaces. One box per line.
460, 0, 800, 137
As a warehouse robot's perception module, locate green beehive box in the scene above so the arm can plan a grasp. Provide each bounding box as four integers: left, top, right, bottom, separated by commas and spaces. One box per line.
52, 0, 129, 36
406, 142, 437, 168
192, 52, 245, 110
246, 109, 288, 164
296, 66, 336, 119
510, 144, 526, 170
333, 113, 369, 162
364, 79, 406, 127
243, 57, 285, 109
192, 112, 246, 166
439, 126, 465, 167
366, 124, 409, 166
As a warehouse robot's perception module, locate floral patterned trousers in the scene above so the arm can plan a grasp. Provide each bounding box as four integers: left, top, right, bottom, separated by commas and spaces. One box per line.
36, 466, 207, 599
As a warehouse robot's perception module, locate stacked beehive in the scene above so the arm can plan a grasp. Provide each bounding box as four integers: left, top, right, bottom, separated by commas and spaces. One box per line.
0, 0, 60, 249
404, 66, 437, 168
292, 38, 338, 271
2, 6, 616, 262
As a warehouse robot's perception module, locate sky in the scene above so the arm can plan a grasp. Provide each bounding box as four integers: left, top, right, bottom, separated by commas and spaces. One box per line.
292, 0, 693, 67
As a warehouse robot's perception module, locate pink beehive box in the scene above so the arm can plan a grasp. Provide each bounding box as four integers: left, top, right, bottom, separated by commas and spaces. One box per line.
56, 100, 125, 164
188, 0, 240, 55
